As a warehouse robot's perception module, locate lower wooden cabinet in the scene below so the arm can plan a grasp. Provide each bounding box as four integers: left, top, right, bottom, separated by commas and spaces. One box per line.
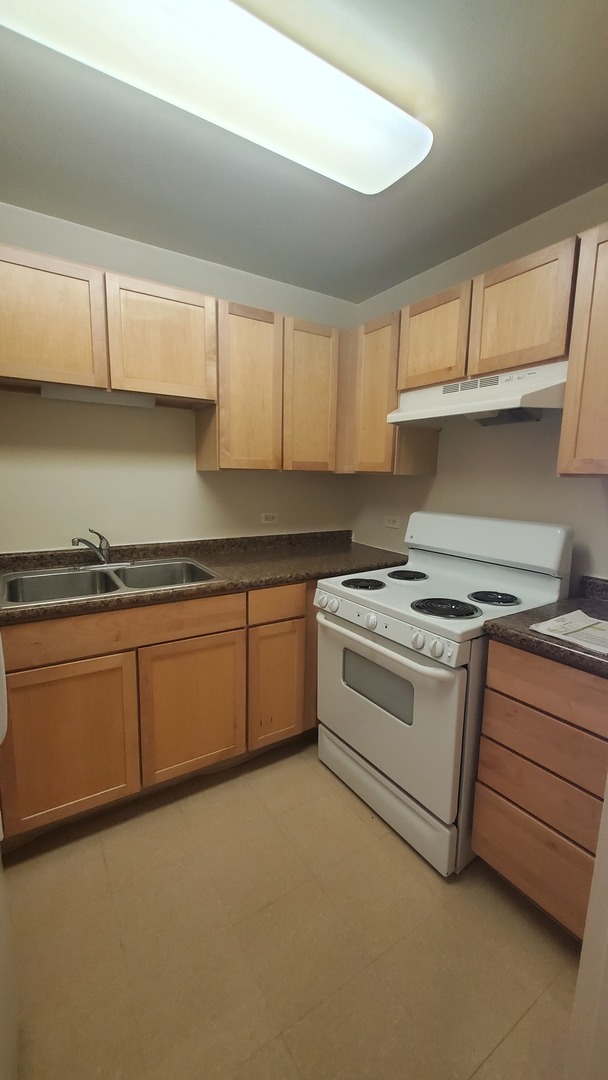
0, 653, 140, 836
0, 582, 319, 840
472, 641, 608, 938
139, 629, 246, 786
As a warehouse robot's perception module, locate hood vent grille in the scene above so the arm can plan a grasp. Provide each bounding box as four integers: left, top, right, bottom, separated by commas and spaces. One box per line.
442, 374, 500, 396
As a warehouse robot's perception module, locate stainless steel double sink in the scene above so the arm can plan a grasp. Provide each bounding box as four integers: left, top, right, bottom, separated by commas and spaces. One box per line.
0, 558, 220, 608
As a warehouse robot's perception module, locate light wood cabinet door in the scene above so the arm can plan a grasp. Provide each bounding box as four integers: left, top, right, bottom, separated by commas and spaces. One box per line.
0, 653, 140, 837
139, 629, 246, 786
283, 318, 339, 471
217, 301, 283, 469
0, 245, 108, 388
398, 282, 471, 390
353, 312, 400, 473
248, 618, 306, 750
558, 223, 608, 475
468, 238, 576, 376
105, 273, 217, 400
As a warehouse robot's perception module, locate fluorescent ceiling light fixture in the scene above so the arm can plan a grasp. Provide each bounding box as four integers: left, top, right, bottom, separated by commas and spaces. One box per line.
0, 0, 433, 193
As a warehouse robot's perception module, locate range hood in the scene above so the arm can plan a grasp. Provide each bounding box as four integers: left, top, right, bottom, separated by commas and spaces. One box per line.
387, 360, 568, 425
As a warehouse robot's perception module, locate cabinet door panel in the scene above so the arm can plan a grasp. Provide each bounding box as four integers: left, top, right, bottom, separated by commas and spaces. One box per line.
139, 629, 246, 786
398, 282, 470, 390
0, 653, 140, 836
472, 782, 593, 938
558, 223, 608, 474
468, 238, 576, 376
218, 301, 283, 469
353, 313, 399, 472
248, 618, 305, 750
283, 318, 338, 471
0, 246, 108, 387
106, 274, 216, 399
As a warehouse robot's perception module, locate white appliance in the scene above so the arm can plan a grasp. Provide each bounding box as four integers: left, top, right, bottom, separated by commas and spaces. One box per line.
386, 360, 568, 425
0, 634, 17, 1080
315, 512, 573, 876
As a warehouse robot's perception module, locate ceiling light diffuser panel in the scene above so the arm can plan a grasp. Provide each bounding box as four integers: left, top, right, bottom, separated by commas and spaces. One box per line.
0, 0, 433, 193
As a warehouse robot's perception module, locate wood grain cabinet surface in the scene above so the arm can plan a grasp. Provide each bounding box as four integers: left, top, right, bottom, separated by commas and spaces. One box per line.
558, 222, 608, 475
105, 273, 217, 400
472, 640, 608, 938
283, 318, 339, 471
0, 245, 108, 388
398, 281, 471, 390
0, 653, 140, 836
468, 238, 577, 377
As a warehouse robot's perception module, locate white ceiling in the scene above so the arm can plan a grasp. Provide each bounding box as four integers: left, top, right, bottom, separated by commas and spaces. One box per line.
1, 0, 607, 302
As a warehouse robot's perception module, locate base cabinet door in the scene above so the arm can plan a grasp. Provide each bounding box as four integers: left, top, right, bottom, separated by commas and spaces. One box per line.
0, 653, 140, 837
139, 629, 246, 786
248, 618, 306, 750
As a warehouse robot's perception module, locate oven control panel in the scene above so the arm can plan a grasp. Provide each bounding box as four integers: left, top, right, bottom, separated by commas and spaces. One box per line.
315, 590, 472, 668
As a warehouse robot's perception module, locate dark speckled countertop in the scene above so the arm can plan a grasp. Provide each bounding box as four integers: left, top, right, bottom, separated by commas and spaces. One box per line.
0, 531, 405, 627
484, 575, 608, 679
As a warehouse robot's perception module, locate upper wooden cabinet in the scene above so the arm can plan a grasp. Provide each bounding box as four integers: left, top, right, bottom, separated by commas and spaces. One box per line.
336, 313, 439, 475
0, 245, 108, 388
196, 304, 340, 472
558, 223, 608, 475
398, 282, 471, 391
105, 273, 217, 400
283, 318, 339, 471
468, 238, 577, 377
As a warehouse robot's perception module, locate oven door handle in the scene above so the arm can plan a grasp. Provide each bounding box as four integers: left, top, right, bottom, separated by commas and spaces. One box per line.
316, 612, 455, 682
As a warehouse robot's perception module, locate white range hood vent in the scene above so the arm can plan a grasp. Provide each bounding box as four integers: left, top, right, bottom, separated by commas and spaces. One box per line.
387, 360, 568, 425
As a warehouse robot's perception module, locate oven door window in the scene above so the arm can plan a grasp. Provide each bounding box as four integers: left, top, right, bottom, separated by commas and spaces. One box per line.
343, 648, 414, 726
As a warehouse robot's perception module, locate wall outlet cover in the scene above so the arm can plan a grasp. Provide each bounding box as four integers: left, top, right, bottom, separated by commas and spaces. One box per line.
260, 512, 278, 524
384, 515, 401, 529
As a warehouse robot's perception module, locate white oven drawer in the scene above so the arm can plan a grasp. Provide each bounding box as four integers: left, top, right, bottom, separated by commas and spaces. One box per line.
317, 612, 467, 824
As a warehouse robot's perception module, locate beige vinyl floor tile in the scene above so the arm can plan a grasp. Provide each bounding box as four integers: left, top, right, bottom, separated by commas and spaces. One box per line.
317, 830, 446, 959
202, 816, 312, 922
275, 790, 381, 874
178, 767, 275, 847
470, 963, 579, 1079
4, 738, 582, 1080
226, 1035, 302, 1080
234, 877, 372, 1029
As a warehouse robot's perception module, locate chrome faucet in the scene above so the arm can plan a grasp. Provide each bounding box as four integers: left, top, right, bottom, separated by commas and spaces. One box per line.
71, 529, 111, 564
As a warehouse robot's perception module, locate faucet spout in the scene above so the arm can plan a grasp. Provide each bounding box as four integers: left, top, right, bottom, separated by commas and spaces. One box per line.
71, 529, 111, 564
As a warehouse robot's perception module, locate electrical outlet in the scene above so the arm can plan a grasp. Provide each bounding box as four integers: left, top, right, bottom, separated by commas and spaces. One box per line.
260, 512, 278, 524
384, 515, 401, 529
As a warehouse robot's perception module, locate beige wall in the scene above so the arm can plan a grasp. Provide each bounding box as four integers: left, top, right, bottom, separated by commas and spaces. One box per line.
0, 391, 355, 552
351, 413, 608, 586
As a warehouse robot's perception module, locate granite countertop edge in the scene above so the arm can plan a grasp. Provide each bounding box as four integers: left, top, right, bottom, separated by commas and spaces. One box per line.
0, 531, 405, 627
484, 578, 608, 679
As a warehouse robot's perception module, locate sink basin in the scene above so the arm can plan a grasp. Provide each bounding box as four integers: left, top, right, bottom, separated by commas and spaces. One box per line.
113, 559, 216, 590
3, 567, 121, 605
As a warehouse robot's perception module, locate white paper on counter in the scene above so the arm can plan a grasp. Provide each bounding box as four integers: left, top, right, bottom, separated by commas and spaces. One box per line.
530, 609, 608, 656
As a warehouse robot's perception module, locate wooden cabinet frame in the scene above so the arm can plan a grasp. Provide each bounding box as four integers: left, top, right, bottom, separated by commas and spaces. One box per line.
398, 281, 471, 390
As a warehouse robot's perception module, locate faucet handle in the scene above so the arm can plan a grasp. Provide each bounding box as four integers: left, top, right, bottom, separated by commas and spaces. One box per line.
88, 528, 110, 555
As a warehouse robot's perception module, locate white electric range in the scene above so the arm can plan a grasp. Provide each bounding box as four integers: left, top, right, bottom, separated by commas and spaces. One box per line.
315, 512, 574, 876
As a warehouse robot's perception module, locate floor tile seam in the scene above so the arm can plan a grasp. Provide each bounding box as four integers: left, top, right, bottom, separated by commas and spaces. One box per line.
257, 783, 346, 821
271, 812, 381, 876
233, 1034, 305, 1080
229, 873, 329, 932
464, 978, 557, 1080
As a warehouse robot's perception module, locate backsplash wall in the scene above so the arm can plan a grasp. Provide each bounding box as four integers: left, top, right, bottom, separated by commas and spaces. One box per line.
0, 391, 356, 552
351, 412, 608, 587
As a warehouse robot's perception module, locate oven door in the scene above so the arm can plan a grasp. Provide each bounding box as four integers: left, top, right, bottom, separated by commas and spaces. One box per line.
317, 611, 467, 824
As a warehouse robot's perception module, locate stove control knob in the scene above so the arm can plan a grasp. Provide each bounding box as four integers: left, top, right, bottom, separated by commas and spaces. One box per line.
412, 631, 426, 650
317, 592, 328, 609
365, 613, 377, 631
430, 638, 445, 658
328, 598, 340, 614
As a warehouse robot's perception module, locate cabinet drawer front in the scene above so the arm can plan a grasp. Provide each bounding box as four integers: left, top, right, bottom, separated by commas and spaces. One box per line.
2, 592, 247, 671
487, 641, 608, 738
472, 782, 594, 938
482, 688, 608, 797
248, 584, 307, 625
478, 736, 602, 853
